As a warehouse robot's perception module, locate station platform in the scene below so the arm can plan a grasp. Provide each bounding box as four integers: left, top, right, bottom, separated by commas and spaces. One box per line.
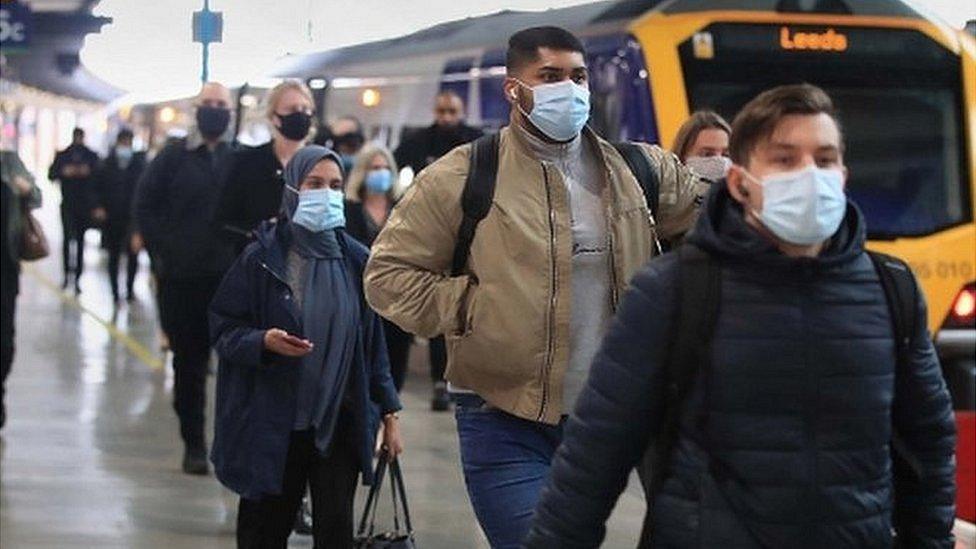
0, 197, 645, 548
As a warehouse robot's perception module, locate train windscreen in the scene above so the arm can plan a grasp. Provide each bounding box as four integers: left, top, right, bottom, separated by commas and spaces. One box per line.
679, 24, 970, 239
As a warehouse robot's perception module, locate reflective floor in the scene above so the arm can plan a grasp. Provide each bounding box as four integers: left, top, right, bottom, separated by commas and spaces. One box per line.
0, 197, 645, 548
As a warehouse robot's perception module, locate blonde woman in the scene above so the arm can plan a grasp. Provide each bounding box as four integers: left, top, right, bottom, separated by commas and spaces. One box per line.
343, 144, 412, 391
670, 110, 732, 182
216, 79, 316, 253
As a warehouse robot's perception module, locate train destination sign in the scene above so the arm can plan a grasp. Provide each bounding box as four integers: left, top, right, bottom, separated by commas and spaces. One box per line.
779, 27, 848, 52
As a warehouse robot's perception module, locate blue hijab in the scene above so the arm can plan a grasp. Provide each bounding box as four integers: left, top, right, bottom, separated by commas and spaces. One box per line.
281, 145, 344, 258
281, 145, 359, 436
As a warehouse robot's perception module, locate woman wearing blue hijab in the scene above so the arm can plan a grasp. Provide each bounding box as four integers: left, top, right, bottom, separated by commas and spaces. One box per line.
209, 145, 403, 548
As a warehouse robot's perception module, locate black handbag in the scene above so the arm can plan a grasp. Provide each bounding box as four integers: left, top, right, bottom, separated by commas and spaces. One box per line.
354, 452, 416, 548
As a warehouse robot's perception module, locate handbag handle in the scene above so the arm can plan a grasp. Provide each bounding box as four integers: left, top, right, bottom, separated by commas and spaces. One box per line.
389, 457, 414, 534
356, 450, 389, 538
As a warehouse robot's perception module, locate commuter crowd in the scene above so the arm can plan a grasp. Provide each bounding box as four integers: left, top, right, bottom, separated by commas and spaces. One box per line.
0, 23, 957, 549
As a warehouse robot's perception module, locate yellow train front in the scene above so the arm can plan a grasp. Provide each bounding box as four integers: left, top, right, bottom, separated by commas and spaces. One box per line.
627, 3, 975, 367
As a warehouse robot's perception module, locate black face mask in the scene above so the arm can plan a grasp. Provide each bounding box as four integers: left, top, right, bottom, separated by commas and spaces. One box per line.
275, 111, 313, 141
196, 106, 231, 139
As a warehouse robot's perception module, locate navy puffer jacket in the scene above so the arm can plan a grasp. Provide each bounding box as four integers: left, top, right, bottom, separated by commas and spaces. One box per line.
525, 185, 956, 548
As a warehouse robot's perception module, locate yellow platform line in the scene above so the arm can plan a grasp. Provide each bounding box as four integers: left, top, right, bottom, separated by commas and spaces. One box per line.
23, 264, 165, 371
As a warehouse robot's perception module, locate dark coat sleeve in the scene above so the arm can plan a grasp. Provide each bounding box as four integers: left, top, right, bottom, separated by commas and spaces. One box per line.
209, 251, 267, 369
213, 153, 247, 235
93, 159, 110, 210
393, 130, 431, 175
133, 146, 176, 252
524, 256, 679, 548
392, 137, 416, 175
365, 304, 401, 415
356, 244, 401, 415
892, 284, 957, 548
48, 151, 63, 182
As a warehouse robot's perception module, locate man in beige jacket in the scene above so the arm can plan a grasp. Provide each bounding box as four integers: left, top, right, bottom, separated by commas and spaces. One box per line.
365, 26, 707, 547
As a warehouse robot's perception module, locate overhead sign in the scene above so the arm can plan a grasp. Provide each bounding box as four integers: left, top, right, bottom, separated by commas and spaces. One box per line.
192, 9, 223, 44
0, 0, 31, 50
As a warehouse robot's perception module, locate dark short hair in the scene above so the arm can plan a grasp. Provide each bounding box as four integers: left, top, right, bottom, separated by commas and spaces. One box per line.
729, 84, 842, 164
72, 127, 85, 139
671, 111, 731, 160
435, 89, 463, 104
506, 26, 585, 73
334, 115, 362, 134
117, 128, 134, 142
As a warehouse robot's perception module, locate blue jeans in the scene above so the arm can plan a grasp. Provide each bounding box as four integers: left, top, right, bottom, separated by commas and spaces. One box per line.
454, 394, 564, 549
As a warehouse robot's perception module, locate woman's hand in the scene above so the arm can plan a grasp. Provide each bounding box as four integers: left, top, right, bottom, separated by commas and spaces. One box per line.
263, 328, 313, 357
378, 413, 404, 462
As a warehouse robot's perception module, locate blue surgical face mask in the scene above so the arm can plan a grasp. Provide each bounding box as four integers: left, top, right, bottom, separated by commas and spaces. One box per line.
291, 187, 346, 232
516, 79, 590, 142
744, 165, 846, 245
116, 146, 133, 164
364, 169, 393, 195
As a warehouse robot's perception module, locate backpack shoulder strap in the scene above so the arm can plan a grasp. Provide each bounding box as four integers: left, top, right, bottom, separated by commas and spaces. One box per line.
451, 132, 500, 276
612, 141, 660, 220
650, 243, 721, 491
867, 250, 918, 354
866, 250, 924, 480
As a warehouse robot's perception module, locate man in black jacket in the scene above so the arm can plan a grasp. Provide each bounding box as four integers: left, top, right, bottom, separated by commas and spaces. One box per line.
94, 128, 147, 302
393, 90, 483, 175
392, 90, 483, 411
525, 84, 957, 548
48, 127, 99, 293
134, 82, 236, 475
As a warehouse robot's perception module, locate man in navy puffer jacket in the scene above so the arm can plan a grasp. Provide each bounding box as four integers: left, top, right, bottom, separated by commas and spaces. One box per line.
525, 84, 956, 548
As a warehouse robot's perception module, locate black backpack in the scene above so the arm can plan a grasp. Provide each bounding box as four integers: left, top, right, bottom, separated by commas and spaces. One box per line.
450, 133, 661, 276
637, 244, 925, 547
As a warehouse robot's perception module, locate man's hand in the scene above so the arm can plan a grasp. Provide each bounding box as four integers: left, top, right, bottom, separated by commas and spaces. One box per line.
91, 207, 107, 224
130, 232, 144, 253
262, 328, 313, 357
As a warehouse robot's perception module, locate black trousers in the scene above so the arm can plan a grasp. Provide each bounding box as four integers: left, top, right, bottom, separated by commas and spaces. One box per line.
104, 222, 138, 299
60, 204, 88, 282
0, 268, 17, 419
237, 428, 360, 549
429, 335, 447, 383
158, 276, 222, 450
383, 319, 411, 392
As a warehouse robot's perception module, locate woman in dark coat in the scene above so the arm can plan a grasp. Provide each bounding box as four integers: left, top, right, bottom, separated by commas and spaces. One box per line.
209, 145, 403, 548
214, 80, 317, 254
343, 144, 413, 392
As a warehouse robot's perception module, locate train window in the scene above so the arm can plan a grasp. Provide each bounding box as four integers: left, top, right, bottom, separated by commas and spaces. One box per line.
679, 24, 971, 239
584, 35, 657, 143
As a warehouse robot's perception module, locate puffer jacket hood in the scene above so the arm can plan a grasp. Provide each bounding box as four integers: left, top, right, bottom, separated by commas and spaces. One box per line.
688, 181, 866, 270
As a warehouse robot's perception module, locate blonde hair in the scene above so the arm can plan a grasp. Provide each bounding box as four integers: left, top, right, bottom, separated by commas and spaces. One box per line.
264, 79, 315, 120
345, 144, 400, 203
670, 110, 731, 161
